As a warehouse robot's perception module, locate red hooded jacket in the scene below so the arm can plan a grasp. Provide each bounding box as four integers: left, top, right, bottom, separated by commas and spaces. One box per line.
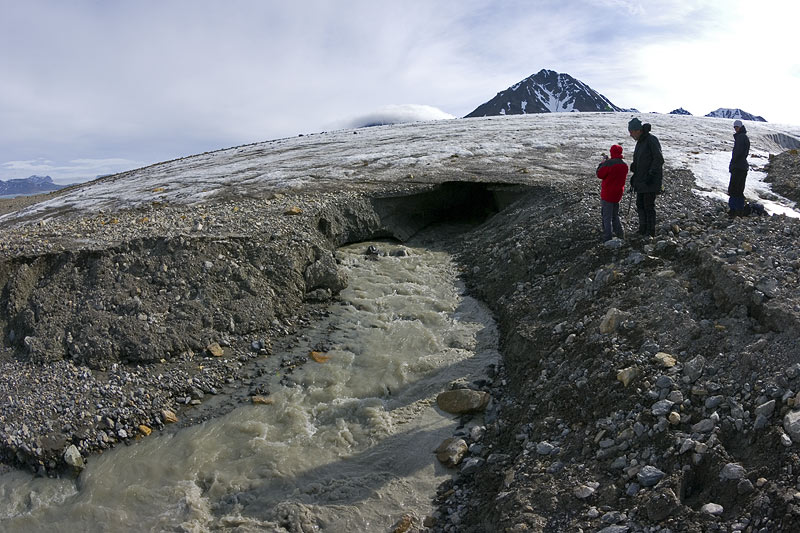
596, 144, 628, 203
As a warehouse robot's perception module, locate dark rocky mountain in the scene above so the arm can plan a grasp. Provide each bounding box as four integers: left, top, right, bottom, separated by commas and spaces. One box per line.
705, 108, 767, 122
0, 175, 63, 196
465, 69, 624, 118
669, 107, 692, 115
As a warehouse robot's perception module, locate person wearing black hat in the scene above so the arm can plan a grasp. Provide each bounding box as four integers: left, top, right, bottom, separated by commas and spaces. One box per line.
628, 117, 664, 237
728, 119, 750, 215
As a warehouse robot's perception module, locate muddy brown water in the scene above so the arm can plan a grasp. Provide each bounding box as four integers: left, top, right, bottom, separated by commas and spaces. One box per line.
0, 237, 499, 532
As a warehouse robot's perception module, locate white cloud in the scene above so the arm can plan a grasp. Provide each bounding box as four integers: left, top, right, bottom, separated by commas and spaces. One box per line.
1, 0, 799, 183
347, 105, 455, 129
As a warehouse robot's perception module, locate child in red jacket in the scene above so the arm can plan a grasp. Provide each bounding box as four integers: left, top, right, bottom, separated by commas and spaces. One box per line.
596, 144, 628, 242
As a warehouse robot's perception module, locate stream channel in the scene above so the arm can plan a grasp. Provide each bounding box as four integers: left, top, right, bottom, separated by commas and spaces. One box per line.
0, 231, 499, 532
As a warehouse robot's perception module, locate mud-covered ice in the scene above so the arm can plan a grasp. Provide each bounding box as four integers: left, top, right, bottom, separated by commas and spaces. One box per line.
3, 112, 799, 225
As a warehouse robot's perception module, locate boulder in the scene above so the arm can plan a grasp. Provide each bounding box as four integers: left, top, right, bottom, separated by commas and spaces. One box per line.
64, 444, 84, 468
719, 463, 746, 481
783, 410, 800, 442
206, 342, 224, 357
617, 366, 640, 387
683, 355, 706, 382
435, 438, 468, 467
754, 399, 776, 418
701, 503, 724, 516
304, 252, 348, 295
600, 308, 629, 334
653, 352, 677, 368
161, 409, 178, 424
436, 389, 490, 414
637, 465, 665, 487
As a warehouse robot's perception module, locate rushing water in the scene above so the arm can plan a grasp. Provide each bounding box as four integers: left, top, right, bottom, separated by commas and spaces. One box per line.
0, 237, 499, 532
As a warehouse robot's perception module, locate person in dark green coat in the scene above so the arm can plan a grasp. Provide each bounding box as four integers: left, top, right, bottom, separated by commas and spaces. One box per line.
628, 117, 664, 237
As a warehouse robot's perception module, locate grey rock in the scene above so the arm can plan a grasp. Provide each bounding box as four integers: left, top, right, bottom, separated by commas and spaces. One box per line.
63, 444, 84, 468
679, 439, 695, 454
460, 457, 484, 475
637, 465, 666, 487
599, 307, 629, 334
304, 252, 348, 295
737, 478, 755, 494
783, 410, 800, 442
651, 399, 674, 416
704, 395, 724, 409
754, 399, 776, 418
536, 441, 555, 455
655, 375, 674, 389
436, 389, 491, 414
701, 502, 724, 516
573, 482, 598, 499
667, 390, 684, 404
683, 355, 706, 382
691, 419, 715, 433
610, 456, 627, 470
719, 463, 746, 480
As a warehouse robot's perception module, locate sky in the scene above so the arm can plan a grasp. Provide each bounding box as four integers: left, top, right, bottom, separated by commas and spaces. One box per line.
2, 0, 799, 184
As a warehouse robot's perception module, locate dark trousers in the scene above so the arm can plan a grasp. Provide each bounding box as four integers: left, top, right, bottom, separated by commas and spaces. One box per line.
601, 199, 624, 241
728, 168, 748, 197
636, 192, 657, 236
728, 169, 748, 211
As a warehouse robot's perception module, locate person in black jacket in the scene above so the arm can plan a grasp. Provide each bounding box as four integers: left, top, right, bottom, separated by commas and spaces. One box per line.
728, 119, 750, 215
628, 117, 664, 237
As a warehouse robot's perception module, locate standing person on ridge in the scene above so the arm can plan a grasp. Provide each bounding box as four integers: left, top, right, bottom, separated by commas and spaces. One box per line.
728, 119, 750, 216
628, 117, 664, 238
596, 144, 628, 242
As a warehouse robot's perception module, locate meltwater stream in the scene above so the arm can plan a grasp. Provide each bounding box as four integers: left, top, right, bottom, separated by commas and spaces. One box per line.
0, 237, 499, 532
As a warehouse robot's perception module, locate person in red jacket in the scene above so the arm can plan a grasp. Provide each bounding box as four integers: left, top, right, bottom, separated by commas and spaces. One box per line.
596, 144, 628, 242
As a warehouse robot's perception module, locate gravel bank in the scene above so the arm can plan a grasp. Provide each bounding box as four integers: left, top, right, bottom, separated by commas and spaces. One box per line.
428, 163, 800, 532
765, 149, 800, 204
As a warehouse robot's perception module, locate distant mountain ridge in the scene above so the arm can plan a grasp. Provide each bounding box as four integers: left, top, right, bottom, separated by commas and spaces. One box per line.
0, 175, 64, 196
465, 70, 769, 122
705, 108, 767, 122
465, 69, 625, 118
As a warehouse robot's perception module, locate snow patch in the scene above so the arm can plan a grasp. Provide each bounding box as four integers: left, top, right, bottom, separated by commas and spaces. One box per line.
688, 150, 799, 217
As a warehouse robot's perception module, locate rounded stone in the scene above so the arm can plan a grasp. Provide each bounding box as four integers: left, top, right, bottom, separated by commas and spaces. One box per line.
436, 389, 491, 414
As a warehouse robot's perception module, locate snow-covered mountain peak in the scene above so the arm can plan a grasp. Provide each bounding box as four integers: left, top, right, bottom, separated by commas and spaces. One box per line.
706, 108, 767, 122
466, 69, 624, 117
